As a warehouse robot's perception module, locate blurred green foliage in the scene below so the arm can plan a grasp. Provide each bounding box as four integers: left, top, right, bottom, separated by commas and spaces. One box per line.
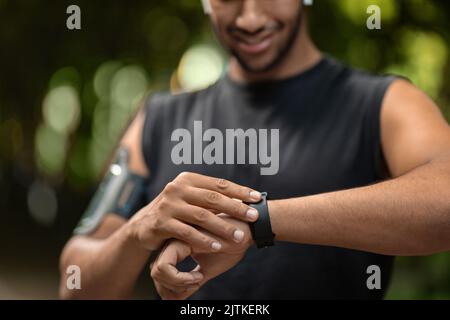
0, 0, 449, 299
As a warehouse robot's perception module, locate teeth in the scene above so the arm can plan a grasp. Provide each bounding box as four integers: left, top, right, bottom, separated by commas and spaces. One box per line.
244, 38, 264, 45
240, 33, 273, 45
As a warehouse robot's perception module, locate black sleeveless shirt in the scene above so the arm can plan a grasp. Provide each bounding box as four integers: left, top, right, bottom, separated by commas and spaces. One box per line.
141, 57, 397, 299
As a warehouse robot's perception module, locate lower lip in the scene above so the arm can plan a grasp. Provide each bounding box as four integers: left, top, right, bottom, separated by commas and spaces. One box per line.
236, 36, 273, 55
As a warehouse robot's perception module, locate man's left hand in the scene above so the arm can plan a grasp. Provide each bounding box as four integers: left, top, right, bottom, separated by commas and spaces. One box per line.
150, 215, 253, 300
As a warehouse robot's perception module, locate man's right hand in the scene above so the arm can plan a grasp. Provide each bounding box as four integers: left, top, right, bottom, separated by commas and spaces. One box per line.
126, 172, 261, 252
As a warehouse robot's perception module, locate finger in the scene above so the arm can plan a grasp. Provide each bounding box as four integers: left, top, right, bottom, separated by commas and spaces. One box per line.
153, 247, 204, 285
179, 204, 246, 243
155, 282, 187, 300
163, 220, 223, 252
155, 262, 204, 286
152, 240, 191, 279
185, 187, 259, 222
151, 243, 203, 288
153, 240, 195, 273
178, 173, 261, 203
156, 280, 199, 293
152, 243, 201, 297
154, 268, 201, 300
156, 278, 201, 293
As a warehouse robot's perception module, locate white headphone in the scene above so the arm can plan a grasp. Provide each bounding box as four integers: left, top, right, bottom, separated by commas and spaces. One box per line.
201, 0, 212, 14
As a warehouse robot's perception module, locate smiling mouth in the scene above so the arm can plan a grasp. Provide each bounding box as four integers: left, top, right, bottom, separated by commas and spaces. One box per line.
233, 33, 275, 55
229, 23, 281, 56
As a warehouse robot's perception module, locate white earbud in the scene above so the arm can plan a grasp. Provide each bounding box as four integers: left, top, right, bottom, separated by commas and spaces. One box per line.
201, 0, 212, 14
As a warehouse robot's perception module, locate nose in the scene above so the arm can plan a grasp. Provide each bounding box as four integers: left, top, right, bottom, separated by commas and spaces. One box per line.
235, 0, 268, 34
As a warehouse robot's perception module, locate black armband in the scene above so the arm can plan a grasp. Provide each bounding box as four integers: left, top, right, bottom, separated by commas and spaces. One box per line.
73, 148, 149, 235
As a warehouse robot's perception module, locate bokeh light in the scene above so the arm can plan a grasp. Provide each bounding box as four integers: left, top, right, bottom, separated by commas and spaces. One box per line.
90, 100, 111, 177
110, 65, 148, 110
177, 44, 225, 91
35, 124, 67, 176
27, 181, 58, 227
408, 0, 442, 23
42, 85, 80, 135
93, 61, 123, 100
385, 30, 448, 98
89, 65, 149, 177
49, 67, 81, 91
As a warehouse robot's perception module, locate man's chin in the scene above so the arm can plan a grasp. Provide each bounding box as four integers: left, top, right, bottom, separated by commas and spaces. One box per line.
234, 55, 279, 74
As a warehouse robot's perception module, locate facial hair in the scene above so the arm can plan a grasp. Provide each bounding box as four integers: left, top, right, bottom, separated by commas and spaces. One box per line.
213, 7, 304, 74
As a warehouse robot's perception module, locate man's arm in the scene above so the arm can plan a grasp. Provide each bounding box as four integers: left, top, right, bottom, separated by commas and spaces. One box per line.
59, 110, 152, 299
269, 80, 450, 256
59, 107, 263, 299
151, 80, 450, 298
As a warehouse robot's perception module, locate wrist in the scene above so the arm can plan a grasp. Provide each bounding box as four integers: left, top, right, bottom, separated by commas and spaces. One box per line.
125, 214, 163, 252
104, 220, 153, 264
267, 197, 309, 243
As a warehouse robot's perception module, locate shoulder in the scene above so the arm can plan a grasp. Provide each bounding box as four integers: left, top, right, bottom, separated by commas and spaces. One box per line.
380, 79, 450, 176
380, 78, 448, 140
380, 78, 446, 139
382, 79, 439, 114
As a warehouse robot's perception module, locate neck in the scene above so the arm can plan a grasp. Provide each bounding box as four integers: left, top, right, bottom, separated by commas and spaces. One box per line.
228, 19, 322, 84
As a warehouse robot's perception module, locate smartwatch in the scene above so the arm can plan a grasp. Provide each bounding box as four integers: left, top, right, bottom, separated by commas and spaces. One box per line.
246, 192, 275, 249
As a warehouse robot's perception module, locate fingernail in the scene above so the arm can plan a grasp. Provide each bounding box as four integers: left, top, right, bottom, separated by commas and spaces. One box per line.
246, 208, 259, 220
233, 229, 245, 242
250, 191, 262, 201
211, 241, 222, 251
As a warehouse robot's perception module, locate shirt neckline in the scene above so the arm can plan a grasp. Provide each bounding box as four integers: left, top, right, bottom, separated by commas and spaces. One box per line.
223, 56, 330, 93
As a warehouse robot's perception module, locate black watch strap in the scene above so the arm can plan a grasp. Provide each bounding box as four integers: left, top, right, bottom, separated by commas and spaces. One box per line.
246, 192, 275, 249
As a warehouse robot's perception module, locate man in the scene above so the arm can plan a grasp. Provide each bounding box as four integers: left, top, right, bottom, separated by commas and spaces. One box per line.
59, 0, 450, 300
